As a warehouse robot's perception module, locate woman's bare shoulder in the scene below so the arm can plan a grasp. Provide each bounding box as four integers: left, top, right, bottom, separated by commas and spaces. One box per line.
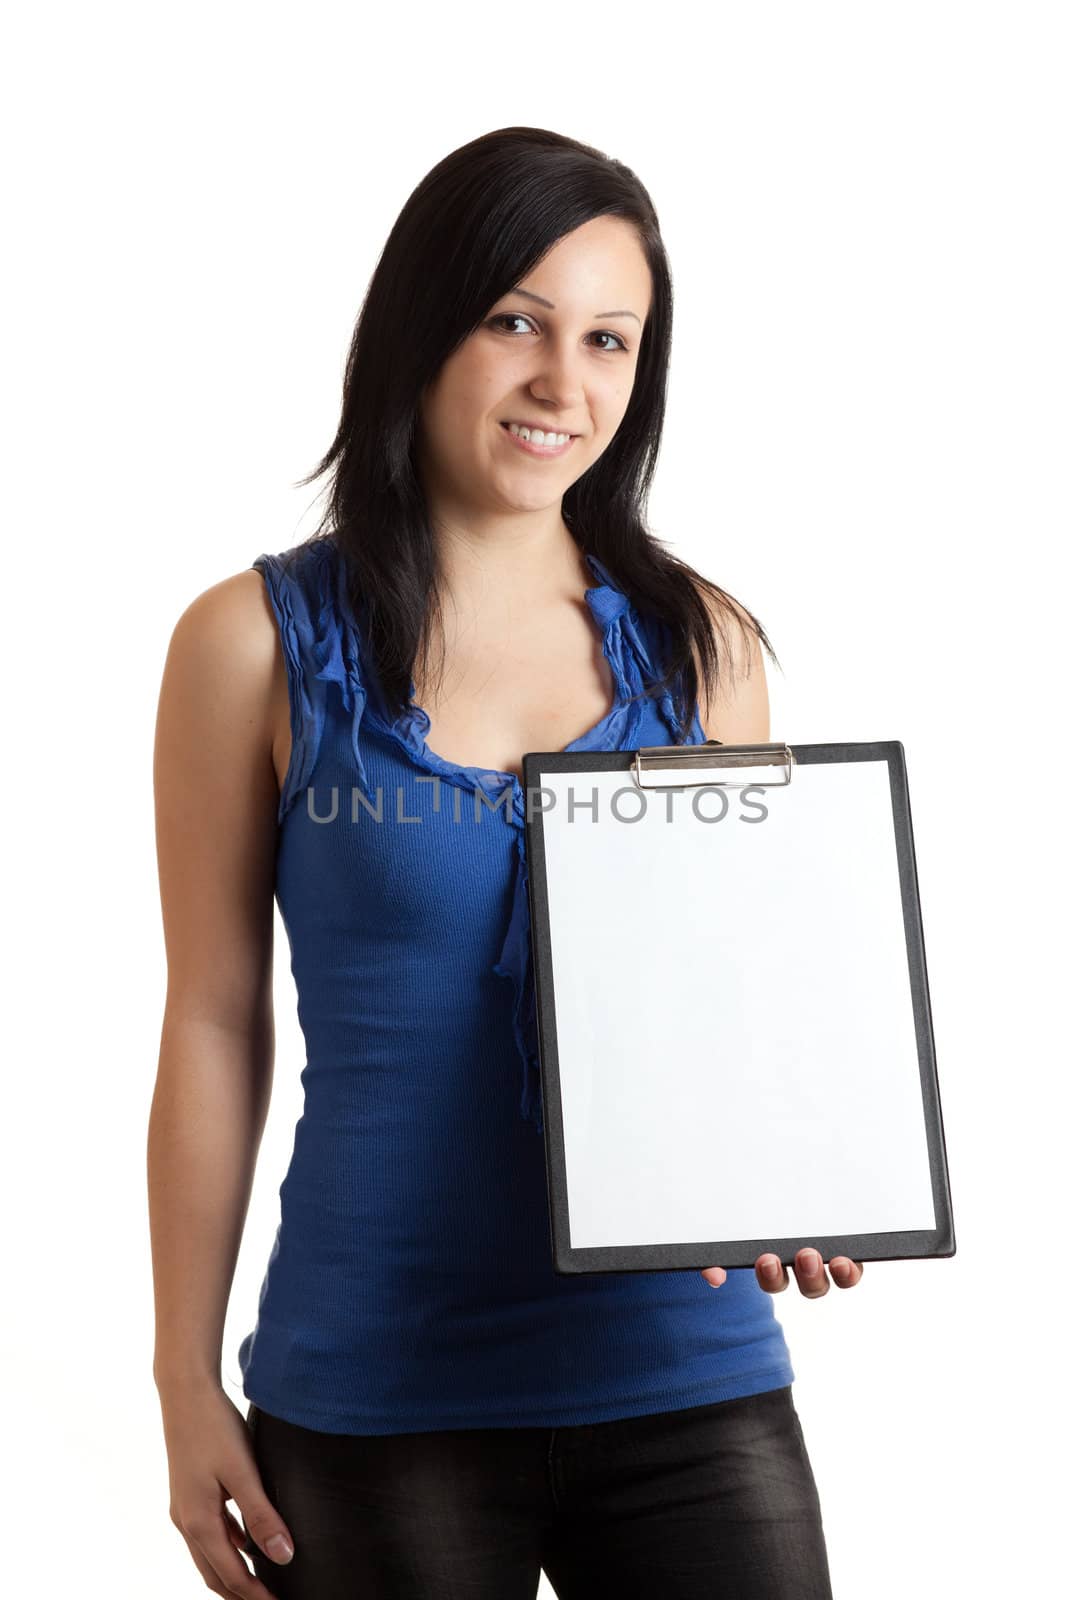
692, 582, 770, 744
165, 565, 280, 679
157, 562, 287, 805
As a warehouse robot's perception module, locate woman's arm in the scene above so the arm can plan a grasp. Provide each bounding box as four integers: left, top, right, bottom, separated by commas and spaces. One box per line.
148, 568, 299, 1593
148, 568, 281, 1395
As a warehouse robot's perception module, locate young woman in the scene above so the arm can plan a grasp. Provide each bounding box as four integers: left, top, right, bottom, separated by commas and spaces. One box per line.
149, 125, 860, 1600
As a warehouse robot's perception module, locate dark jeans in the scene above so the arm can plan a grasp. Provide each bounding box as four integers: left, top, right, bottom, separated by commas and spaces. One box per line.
241, 1382, 834, 1598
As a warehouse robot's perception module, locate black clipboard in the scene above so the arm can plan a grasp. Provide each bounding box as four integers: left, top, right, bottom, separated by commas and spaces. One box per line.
522, 739, 956, 1275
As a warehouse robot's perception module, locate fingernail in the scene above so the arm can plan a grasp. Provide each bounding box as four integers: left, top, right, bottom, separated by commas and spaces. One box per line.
800, 1250, 818, 1273
267, 1534, 294, 1563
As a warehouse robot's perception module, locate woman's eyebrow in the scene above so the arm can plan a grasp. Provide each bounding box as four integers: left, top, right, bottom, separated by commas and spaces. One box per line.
510, 287, 642, 325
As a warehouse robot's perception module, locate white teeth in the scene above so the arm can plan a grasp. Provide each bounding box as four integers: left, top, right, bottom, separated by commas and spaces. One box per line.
506, 422, 570, 446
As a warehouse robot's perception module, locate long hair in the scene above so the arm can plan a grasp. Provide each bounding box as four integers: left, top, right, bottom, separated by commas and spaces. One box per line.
294, 125, 779, 739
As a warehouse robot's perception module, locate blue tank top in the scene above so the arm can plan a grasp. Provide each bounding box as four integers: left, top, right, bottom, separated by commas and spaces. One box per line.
237, 535, 794, 1433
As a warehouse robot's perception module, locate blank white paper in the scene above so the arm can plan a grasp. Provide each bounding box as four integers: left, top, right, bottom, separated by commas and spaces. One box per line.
535, 758, 936, 1248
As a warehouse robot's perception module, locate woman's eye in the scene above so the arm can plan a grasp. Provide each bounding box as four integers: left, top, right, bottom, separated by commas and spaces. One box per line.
491, 313, 537, 336
589, 329, 627, 352
488, 314, 627, 353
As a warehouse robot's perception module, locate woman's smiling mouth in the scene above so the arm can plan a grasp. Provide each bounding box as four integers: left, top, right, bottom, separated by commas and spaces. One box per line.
499, 420, 578, 457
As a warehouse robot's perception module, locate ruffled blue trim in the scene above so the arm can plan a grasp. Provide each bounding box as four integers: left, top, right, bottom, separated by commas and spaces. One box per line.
253, 541, 373, 819
252, 552, 329, 824
308, 542, 371, 794
617, 604, 708, 746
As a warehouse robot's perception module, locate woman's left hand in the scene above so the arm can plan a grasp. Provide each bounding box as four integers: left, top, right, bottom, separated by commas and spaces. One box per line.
701, 1250, 863, 1297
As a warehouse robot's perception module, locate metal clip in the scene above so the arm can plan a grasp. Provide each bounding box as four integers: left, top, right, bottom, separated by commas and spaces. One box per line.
631, 740, 794, 790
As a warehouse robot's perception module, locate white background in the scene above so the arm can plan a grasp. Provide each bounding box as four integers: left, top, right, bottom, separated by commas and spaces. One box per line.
4, 3, 1063, 1595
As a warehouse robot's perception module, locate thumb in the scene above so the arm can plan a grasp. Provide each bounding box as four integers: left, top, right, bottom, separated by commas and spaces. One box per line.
239, 1488, 295, 1565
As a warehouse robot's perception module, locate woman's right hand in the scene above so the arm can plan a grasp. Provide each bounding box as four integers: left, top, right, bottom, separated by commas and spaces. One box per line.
158, 1378, 296, 1599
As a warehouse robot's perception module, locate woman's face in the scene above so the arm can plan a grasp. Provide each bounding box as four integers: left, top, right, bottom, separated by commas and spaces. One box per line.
416, 215, 653, 520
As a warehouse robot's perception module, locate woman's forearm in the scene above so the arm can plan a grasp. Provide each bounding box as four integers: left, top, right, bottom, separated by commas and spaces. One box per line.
148, 1007, 272, 1396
